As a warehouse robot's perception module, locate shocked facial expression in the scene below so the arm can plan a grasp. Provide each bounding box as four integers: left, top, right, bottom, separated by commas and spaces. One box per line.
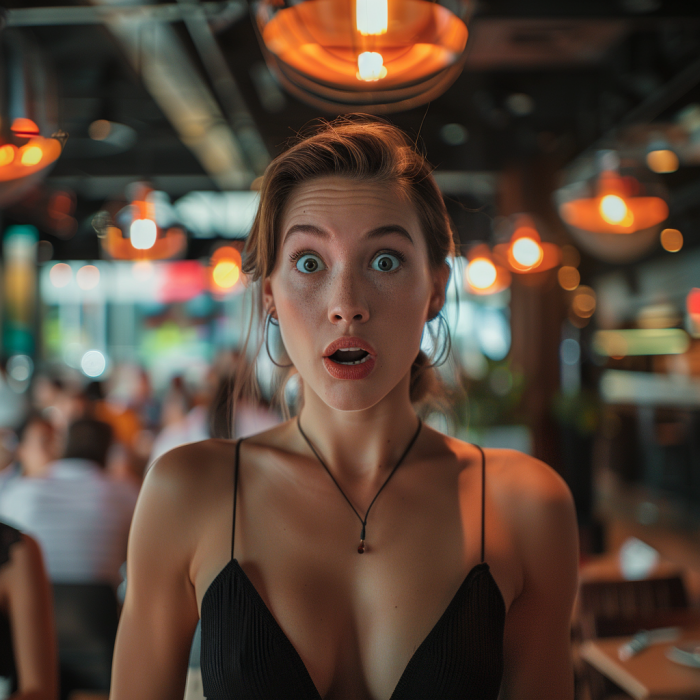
264, 176, 447, 412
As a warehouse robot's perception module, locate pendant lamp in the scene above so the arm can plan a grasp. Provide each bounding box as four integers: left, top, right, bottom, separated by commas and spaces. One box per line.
492, 214, 560, 275
463, 244, 510, 296
0, 29, 67, 207
554, 151, 668, 263
253, 0, 471, 113
98, 184, 187, 261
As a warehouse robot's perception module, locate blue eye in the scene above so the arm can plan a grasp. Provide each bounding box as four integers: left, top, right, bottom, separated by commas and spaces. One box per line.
371, 253, 401, 272
295, 253, 325, 274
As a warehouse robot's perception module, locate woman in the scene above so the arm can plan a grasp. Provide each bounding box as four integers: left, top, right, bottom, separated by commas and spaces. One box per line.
0, 522, 57, 700
111, 118, 578, 700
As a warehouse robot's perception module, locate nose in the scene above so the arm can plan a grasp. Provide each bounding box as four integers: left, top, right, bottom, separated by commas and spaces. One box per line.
327, 267, 369, 325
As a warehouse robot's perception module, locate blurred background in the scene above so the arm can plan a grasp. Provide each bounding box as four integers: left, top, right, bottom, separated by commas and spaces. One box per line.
0, 1, 700, 699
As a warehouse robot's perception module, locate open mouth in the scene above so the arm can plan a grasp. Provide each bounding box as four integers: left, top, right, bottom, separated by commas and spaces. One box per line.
328, 348, 371, 365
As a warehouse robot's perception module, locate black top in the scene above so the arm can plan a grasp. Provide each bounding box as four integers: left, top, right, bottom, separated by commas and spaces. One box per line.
201, 440, 506, 700
0, 521, 22, 689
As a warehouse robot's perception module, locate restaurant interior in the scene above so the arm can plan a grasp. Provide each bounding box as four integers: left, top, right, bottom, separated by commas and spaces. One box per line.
1, 0, 700, 699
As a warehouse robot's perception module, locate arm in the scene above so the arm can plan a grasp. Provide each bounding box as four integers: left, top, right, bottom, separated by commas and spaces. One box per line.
110, 450, 202, 700
7, 534, 58, 700
498, 455, 579, 700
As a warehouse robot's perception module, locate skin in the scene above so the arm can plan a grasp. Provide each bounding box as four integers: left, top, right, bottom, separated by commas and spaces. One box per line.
111, 177, 578, 700
17, 421, 56, 478
0, 534, 58, 700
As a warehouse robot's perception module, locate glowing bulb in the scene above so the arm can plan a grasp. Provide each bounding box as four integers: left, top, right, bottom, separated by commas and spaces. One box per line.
511, 237, 543, 269
357, 52, 387, 82
660, 228, 683, 253
212, 260, 241, 289
130, 218, 157, 250
76, 265, 100, 290
356, 0, 388, 36
20, 145, 43, 166
599, 195, 628, 225
50, 262, 72, 288
646, 149, 679, 174
0, 145, 15, 166
467, 258, 497, 290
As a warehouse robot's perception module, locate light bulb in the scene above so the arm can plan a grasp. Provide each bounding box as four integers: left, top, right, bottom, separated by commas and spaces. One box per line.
20, 145, 43, 166
599, 195, 629, 225
467, 258, 497, 290
357, 52, 387, 82
356, 0, 388, 36
511, 237, 543, 269
130, 218, 157, 250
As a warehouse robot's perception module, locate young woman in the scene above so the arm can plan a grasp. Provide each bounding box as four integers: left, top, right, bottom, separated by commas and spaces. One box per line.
111, 118, 578, 700
0, 522, 57, 700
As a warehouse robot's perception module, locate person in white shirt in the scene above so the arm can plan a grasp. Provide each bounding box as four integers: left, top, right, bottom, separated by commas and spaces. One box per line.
0, 419, 138, 586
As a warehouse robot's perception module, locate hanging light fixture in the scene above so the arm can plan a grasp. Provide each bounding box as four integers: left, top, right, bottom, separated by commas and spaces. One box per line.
463, 244, 510, 296
0, 29, 67, 207
492, 214, 560, 274
554, 151, 668, 263
253, 0, 472, 112
558, 151, 668, 235
97, 183, 187, 261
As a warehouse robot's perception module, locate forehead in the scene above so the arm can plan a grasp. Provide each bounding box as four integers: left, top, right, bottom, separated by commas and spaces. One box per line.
280, 176, 421, 237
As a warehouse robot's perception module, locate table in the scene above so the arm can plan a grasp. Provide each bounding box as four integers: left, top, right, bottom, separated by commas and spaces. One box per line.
580, 621, 700, 699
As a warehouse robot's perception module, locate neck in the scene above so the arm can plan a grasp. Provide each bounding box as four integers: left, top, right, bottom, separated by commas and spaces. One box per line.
296, 375, 421, 484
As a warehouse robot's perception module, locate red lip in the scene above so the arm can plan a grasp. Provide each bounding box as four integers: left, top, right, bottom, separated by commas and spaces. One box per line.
322, 336, 377, 381
323, 336, 377, 358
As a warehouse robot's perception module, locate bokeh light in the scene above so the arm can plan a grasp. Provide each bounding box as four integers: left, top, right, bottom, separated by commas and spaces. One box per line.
646, 149, 679, 174
558, 266, 580, 291
81, 350, 107, 378
660, 228, 683, 253
76, 264, 100, 290
466, 258, 497, 290
49, 262, 72, 288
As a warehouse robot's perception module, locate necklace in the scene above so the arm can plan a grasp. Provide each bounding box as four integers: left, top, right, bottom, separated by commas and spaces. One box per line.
297, 416, 422, 554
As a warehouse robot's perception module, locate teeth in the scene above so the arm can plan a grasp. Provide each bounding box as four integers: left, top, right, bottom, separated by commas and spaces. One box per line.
337, 347, 362, 353
335, 354, 370, 365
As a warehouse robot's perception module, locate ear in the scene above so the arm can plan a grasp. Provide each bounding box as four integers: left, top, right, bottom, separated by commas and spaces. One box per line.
262, 277, 277, 318
428, 262, 451, 320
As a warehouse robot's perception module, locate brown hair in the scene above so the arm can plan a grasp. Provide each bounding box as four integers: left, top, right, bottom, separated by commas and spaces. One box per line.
214, 116, 455, 438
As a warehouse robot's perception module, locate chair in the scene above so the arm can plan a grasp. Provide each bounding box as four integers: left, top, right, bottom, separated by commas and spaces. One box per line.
52, 584, 119, 700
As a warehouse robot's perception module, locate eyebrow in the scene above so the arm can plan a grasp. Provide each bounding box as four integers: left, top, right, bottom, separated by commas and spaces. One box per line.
283, 224, 414, 245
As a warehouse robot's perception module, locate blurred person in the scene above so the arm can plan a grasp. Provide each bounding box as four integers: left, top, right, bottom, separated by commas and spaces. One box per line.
15, 414, 57, 479
0, 419, 138, 586
0, 521, 58, 700
112, 118, 578, 700
0, 363, 29, 432
148, 375, 209, 465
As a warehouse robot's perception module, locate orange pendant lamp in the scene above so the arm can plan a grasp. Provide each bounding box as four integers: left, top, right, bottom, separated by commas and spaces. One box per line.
254, 0, 470, 112
0, 31, 67, 207
558, 152, 668, 235
100, 184, 187, 261
464, 244, 511, 296
493, 215, 560, 274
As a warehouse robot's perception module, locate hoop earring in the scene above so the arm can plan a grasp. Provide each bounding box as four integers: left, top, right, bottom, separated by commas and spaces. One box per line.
265, 313, 293, 368
424, 313, 451, 370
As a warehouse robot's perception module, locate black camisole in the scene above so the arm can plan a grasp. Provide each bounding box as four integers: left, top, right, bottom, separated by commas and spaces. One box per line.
201, 440, 506, 700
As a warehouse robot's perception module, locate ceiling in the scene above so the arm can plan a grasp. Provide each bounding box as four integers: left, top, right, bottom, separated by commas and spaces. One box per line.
2, 0, 700, 266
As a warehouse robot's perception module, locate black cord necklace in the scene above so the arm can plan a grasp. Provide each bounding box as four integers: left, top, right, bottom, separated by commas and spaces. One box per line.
297, 415, 422, 554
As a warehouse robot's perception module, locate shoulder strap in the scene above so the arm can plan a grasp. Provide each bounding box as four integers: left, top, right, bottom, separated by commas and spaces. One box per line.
473, 444, 486, 563
231, 439, 245, 560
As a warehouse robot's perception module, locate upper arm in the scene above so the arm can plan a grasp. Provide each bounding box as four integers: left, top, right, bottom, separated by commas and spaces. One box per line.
110, 449, 202, 700
5, 533, 58, 700
497, 454, 579, 700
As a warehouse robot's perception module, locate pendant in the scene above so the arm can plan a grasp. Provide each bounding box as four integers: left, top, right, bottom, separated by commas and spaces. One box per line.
357, 539, 366, 554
